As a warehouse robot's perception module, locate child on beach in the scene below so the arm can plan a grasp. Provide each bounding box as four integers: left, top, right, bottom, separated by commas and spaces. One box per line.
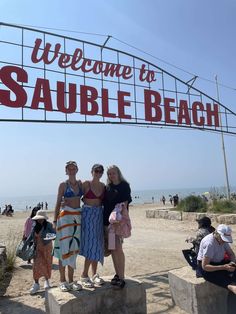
53, 161, 83, 292
24, 210, 55, 294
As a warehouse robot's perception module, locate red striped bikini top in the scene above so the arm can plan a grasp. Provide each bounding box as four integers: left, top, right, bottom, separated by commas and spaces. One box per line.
84, 182, 105, 200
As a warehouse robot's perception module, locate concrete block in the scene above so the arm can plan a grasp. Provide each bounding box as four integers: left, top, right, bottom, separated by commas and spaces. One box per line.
168, 266, 228, 314
45, 277, 147, 314
217, 214, 236, 225
145, 210, 155, 218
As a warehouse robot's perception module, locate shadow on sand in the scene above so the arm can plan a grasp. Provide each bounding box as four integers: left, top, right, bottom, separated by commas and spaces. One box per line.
0, 297, 45, 314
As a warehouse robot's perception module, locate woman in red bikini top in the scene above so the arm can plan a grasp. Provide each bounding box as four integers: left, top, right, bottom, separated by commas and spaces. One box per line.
80, 164, 105, 288
83, 165, 105, 206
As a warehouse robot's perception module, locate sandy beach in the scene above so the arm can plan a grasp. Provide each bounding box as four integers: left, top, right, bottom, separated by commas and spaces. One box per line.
1, 204, 235, 314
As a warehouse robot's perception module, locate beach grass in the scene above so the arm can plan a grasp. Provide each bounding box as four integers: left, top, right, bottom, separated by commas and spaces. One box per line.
5, 230, 21, 271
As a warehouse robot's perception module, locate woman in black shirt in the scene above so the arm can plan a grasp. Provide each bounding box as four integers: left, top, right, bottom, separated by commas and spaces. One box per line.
103, 165, 132, 288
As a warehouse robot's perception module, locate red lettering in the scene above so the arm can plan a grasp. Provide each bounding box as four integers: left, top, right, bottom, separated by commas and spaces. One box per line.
31, 38, 60, 65
118, 91, 131, 119
58, 53, 72, 69
178, 100, 191, 125
144, 89, 162, 121
71, 48, 83, 71
192, 102, 205, 126
80, 85, 99, 115
81, 59, 92, 73
101, 89, 116, 118
164, 98, 176, 124
206, 103, 219, 127
0, 66, 28, 108
57, 82, 77, 114
31, 78, 53, 111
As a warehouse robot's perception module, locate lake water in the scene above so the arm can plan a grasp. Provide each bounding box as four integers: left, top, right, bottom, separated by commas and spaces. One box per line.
1, 186, 232, 211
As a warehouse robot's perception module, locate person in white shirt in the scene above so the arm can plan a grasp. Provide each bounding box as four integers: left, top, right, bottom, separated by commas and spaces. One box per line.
197, 224, 236, 294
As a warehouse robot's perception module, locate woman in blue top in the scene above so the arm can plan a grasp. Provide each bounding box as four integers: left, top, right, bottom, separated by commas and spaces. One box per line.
53, 161, 83, 292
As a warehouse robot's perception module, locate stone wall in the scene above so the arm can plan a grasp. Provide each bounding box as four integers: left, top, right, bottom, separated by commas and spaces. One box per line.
0, 245, 7, 279
146, 209, 236, 224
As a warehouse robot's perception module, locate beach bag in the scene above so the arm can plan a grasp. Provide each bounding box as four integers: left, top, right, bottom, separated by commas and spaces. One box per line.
182, 248, 197, 270
16, 240, 25, 258
16, 240, 36, 261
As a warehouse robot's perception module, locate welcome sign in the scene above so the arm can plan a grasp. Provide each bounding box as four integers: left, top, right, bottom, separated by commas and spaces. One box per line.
0, 22, 235, 135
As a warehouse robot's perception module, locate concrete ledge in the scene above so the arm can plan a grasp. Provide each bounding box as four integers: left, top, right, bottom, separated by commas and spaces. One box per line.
168, 266, 228, 314
0, 245, 7, 278
45, 277, 147, 314
146, 210, 236, 224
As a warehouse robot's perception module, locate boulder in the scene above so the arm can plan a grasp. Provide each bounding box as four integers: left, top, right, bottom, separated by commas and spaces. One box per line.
168, 266, 228, 314
45, 277, 147, 314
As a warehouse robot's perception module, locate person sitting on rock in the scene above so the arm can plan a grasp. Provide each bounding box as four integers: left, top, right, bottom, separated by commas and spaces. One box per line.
197, 224, 236, 294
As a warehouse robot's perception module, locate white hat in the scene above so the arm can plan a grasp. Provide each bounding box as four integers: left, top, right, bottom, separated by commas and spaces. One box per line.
32, 210, 48, 221
217, 224, 233, 243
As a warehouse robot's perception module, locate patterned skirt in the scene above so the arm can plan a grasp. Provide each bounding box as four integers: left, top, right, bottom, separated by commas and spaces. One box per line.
33, 233, 53, 280
80, 205, 104, 265
53, 206, 81, 269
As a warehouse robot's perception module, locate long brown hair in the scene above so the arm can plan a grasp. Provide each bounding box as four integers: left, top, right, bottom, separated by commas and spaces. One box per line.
106, 165, 128, 185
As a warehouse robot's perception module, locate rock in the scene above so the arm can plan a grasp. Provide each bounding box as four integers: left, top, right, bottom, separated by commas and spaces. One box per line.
168, 266, 228, 314
217, 215, 236, 225
45, 277, 147, 314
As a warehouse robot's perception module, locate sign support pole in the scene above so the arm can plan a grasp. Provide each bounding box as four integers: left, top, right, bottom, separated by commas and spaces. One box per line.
215, 75, 231, 200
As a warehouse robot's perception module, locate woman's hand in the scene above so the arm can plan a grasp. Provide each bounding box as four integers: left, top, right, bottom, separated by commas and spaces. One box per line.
223, 263, 236, 272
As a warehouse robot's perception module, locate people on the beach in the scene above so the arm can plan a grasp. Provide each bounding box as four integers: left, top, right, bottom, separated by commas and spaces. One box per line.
103, 165, 132, 289
173, 194, 179, 207
80, 164, 105, 288
53, 161, 83, 292
25, 210, 55, 294
169, 196, 173, 205
2, 204, 14, 216
161, 195, 166, 205
183, 216, 215, 272
197, 224, 236, 294
186, 217, 215, 255
22, 206, 40, 264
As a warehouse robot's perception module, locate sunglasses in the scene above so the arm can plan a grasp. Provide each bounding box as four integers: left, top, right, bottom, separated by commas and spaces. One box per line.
94, 169, 103, 173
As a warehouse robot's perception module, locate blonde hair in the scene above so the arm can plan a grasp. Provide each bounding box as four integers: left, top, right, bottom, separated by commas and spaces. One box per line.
106, 165, 128, 185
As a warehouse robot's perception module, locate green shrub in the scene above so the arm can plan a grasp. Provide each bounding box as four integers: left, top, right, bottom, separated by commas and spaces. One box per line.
209, 200, 236, 213
177, 195, 207, 212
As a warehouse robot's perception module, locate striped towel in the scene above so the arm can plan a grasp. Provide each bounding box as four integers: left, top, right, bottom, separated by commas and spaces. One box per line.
53, 206, 81, 269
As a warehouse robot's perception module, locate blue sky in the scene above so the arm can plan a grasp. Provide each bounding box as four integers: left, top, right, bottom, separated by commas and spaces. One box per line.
0, 0, 236, 197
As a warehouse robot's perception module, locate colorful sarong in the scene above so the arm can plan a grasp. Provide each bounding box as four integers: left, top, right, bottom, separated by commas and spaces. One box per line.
80, 205, 104, 265
53, 206, 81, 269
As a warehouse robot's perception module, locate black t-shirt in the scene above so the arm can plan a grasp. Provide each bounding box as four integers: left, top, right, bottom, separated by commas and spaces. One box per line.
103, 181, 132, 226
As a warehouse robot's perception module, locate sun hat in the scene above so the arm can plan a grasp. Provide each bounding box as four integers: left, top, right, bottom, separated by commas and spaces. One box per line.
92, 164, 104, 172
32, 210, 48, 221
216, 224, 233, 243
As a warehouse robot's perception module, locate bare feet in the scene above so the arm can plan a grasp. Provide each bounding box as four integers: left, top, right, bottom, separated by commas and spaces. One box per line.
227, 284, 236, 294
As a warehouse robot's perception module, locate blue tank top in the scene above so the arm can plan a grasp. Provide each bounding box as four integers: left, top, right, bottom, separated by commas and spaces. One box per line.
64, 181, 83, 198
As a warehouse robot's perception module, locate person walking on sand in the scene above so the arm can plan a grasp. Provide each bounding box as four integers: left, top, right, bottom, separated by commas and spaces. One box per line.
53, 161, 83, 292
22, 206, 40, 264
25, 210, 55, 294
103, 165, 132, 289
79, 164, 105, 288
